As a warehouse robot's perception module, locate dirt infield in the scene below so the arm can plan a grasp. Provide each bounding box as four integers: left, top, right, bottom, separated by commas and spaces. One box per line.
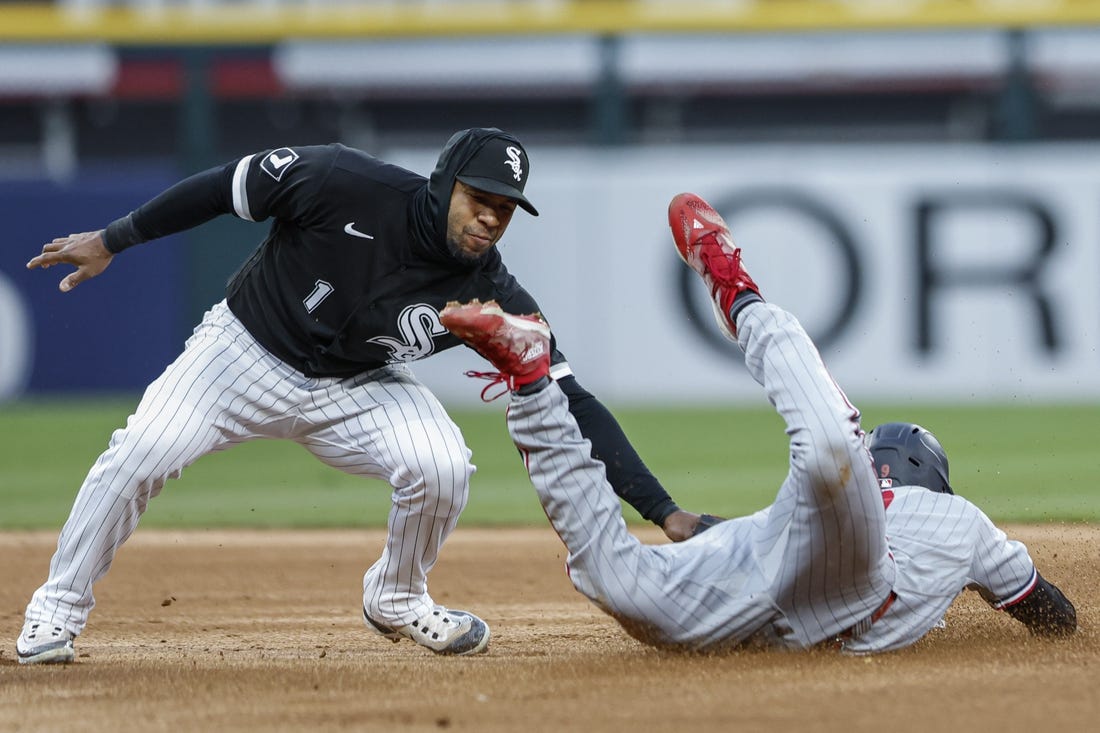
1, 525, 1097, 732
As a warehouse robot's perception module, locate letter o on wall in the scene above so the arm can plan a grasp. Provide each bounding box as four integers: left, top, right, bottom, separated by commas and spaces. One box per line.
675, 189, 862, 356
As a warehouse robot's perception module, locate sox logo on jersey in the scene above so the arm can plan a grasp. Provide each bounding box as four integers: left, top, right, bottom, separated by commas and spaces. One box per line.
368, 303, 448, 362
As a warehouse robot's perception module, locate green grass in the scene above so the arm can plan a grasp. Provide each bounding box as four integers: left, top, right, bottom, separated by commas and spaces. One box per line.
2, 397, 1098, 529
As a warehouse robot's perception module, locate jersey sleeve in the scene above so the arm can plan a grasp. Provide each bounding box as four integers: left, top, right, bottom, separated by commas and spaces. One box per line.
102, 164, 233, 252
966, 506, 1076, 635
103, 145, 339, 254
228, 145, 338, 226
966, 508, 1039, 607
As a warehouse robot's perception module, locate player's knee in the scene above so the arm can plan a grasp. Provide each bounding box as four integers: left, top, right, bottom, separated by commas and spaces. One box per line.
391, 445, 473, 513
100, 427, 184, 499
428, 448, 473, 491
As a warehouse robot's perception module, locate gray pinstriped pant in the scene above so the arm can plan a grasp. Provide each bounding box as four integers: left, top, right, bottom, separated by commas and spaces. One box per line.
507, 303, 895, 650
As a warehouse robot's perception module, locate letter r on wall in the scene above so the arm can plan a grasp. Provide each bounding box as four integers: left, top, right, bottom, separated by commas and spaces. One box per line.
915, 193, 1059, 354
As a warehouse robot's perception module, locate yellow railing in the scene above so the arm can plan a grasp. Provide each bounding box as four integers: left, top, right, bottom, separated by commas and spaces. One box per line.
2, 0, 1100, 44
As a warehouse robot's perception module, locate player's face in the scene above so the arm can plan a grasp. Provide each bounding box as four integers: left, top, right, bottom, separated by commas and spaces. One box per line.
446, 182, 518, 262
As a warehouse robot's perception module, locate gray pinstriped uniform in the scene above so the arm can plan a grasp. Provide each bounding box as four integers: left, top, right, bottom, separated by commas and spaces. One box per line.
508, 303, 1038, 652
25, 301, 471, 634
846, 486, 1038, 653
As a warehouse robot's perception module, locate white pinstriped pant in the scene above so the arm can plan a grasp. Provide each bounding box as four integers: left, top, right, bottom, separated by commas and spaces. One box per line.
25, 301, 472, 635
508, 303, 896, 650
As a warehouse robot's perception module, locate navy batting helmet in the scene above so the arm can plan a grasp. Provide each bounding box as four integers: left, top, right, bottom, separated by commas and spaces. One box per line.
865, 422, 953, 494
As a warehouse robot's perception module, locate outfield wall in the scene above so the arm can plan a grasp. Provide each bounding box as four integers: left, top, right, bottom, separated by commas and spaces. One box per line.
397, 143, 1100, 405
4, 143, 1100, 405
0, 171, 188, 398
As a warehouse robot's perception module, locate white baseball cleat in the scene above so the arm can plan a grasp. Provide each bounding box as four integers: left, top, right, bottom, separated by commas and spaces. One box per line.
364, 605, 490, 656
17, 620, 76, 665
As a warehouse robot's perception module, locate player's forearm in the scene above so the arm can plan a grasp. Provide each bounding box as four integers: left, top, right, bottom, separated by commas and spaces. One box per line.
103, 166, 233, 253
556, 375, 679, 525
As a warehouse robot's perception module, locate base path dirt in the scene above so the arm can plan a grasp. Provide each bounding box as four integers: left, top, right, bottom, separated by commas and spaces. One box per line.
2, 525, 1097, 732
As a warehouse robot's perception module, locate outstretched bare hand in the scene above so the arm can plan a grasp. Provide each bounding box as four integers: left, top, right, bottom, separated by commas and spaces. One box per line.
27, 231, 114, 292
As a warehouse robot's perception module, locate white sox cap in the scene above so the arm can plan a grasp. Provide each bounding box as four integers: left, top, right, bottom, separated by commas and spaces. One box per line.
457, 136, 538, 216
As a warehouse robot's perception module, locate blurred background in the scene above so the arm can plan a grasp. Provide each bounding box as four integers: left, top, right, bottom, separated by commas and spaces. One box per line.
3, 1, 1100, 528
5, 0, 1100, 406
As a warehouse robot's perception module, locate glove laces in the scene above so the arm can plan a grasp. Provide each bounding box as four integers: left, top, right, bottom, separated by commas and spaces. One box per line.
464, 370, 512, 402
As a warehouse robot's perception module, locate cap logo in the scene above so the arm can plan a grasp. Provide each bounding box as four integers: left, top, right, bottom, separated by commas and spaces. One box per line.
505, 146, 524, 182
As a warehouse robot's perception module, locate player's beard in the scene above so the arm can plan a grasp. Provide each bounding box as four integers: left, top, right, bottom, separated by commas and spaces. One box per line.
446, 232, 493, 263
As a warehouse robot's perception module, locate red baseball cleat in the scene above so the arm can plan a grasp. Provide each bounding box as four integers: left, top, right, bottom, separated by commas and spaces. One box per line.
440, 299, 551, 400
668, 192, 762, 339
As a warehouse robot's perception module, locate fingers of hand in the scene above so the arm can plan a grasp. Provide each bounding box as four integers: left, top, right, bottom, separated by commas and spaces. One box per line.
27, 252, 60, 270
28, 236, 88, 269
60, 266, 91, 292
29, 232, 110, 288
27, 239, 68, 268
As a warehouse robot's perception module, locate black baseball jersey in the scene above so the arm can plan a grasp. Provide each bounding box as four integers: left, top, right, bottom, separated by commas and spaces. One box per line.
224, 143, 538, 377
101, 129, 682, 525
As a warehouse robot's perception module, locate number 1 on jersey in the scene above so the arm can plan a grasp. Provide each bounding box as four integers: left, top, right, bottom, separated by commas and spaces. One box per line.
303, 280, 334, 313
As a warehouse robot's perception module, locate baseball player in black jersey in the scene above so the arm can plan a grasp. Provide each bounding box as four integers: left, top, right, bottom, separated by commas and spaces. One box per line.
18, 128, 714, 664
